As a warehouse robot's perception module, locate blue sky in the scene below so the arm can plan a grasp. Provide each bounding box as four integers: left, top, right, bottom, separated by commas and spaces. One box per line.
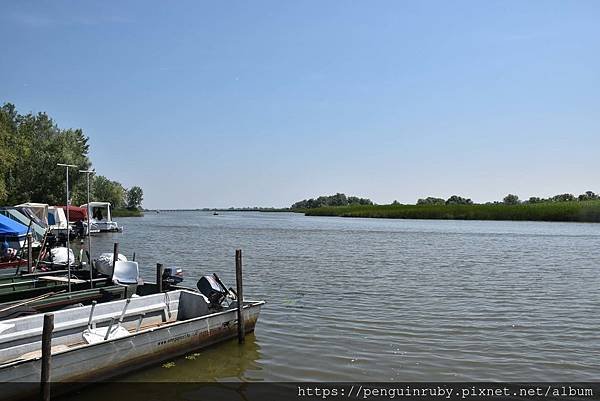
1, 1, 598, 209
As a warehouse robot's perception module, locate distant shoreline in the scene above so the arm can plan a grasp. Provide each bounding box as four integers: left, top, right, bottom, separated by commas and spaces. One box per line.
112, 208, 144, 217
144, 208, 291, 213
302, 201, 600, 223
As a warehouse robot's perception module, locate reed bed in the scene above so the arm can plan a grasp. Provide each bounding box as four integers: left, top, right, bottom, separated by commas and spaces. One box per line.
303, 201, 600, 222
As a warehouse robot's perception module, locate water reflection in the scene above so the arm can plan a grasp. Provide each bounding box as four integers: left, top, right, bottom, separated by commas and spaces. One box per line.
122, 333, 263, 382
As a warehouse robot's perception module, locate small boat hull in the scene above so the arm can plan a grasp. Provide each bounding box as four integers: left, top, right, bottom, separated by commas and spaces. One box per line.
0, 292, 263, 400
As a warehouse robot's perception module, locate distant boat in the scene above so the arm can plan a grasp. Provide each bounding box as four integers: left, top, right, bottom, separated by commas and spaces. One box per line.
213, 212, 219, 215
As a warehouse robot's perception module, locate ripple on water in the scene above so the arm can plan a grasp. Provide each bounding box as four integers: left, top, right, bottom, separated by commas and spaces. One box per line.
89, 213, 600, 382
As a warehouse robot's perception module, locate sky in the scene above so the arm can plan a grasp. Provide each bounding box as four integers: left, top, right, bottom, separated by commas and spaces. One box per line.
1, 1, 599, 209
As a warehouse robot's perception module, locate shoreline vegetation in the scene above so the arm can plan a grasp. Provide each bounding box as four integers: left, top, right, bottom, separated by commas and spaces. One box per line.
112, 208, 144, 217
292, 192, 600, 223
0, 103, 144, 212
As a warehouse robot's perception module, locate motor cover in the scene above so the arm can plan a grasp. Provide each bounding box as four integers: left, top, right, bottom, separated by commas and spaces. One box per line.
197, 275, 227, 306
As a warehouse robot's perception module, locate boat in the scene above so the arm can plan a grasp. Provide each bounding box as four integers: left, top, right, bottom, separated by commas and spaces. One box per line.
80, 202, 122, 232
0, 259, 29, 271
47, 206, 72, 237
0, 259, 185, 320
0, 214, 28, 255
15, 203, 49, 227
0, 281, 264, 400
0, 208, 46, 245
59, 205, 99, 236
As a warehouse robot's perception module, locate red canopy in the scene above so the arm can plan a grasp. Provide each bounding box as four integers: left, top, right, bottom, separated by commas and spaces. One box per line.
59, 206, 88, 222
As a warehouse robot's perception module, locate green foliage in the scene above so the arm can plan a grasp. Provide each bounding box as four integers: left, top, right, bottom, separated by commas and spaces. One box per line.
304, 201, 600, 222
550, 193, 575, 202
445, 195, 473, 205
291, 193, 373, 209
111, 208, 144, 217
126, 186, 144, 209
578, 191, 599, 201
93, 176, 126, 209
0, 103, 91, 204
503, 194, 520, 205
417, 197, 445, 205
0, 102, 143, 207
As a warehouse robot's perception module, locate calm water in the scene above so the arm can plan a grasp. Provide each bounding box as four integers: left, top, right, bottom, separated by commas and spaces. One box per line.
86, 212, 600, 382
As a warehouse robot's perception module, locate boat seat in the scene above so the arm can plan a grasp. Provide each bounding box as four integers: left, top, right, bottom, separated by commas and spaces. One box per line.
112, 261, 139, 285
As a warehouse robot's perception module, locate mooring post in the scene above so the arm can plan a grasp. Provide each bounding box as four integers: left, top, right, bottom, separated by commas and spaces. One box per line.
41, 313, 54, 401
110, 242, 119, 282
235, 249, 245, 344
156, 263, 164, 293
27, 233, 33, 273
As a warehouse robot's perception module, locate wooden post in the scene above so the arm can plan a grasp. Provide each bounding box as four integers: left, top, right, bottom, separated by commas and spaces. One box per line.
110, 242, 119, 282
235, 249, 245, 344
27, 233, 33, 273
40, 313, 54, 401
156, 263, 164, 293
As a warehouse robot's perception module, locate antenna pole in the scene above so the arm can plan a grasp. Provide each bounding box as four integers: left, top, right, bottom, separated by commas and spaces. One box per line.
58, 163, 77, 292
80, 169, 94, 288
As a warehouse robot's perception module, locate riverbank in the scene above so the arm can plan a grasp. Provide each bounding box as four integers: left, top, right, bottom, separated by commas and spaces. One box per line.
112, 208, 144, 217
302, 201, 600, 222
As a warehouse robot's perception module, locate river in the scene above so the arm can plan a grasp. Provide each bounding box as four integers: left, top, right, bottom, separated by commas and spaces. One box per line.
85, 212, 600, 382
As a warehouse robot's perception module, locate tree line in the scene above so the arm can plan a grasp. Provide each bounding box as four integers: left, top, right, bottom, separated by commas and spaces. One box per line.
415, 192, 600, 206
500, 191, 599, 205
291, 193, 373, 209
293, 191, 600, 210
0, 103, 143, 209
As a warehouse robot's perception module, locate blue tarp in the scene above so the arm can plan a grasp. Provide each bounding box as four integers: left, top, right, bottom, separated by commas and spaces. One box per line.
0, 214, 28, 237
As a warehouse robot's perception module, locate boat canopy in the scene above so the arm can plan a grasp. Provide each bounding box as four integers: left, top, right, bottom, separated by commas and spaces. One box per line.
15, 203, 49, 226
0, 208, 46, 240
0, 214, 28, 238
59, 205, 88, 222
14, 206, 48, 229
81, 202, 112, 222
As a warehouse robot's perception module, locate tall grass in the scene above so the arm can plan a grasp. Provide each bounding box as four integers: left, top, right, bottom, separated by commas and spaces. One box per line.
303, 201, 600, 222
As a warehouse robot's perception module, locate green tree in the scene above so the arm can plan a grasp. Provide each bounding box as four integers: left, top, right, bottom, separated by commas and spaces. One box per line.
551, 193, 575, 202
445, 195, 473, 205
291, 193, 372, 209
0, 103, 91, 205
126, 186, 144, 209
93, 175, 126, 209
0, 104, 18, 201
417, 197, 445, 205
578, 191, 599, 201
503, 194, 520, 205
528, 197, 544, 204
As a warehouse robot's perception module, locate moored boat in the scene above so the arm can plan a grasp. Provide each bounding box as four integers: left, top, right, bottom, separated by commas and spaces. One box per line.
0, 286, 264, 400
80, 202, 122, 232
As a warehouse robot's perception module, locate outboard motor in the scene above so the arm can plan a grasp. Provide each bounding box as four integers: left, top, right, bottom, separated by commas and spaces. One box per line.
74, 220, 85, 238
162, 267, 184, 286
197, 275, 228, 308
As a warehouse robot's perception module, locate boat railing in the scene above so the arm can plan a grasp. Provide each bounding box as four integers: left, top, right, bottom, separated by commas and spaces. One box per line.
0, 300, 178, 343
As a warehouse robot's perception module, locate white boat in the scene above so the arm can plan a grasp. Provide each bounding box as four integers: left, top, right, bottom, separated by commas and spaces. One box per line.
80, 202, 122, 232
47, 206, 70, 236
0, 288, 264, 400
15, 203, 49, 227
